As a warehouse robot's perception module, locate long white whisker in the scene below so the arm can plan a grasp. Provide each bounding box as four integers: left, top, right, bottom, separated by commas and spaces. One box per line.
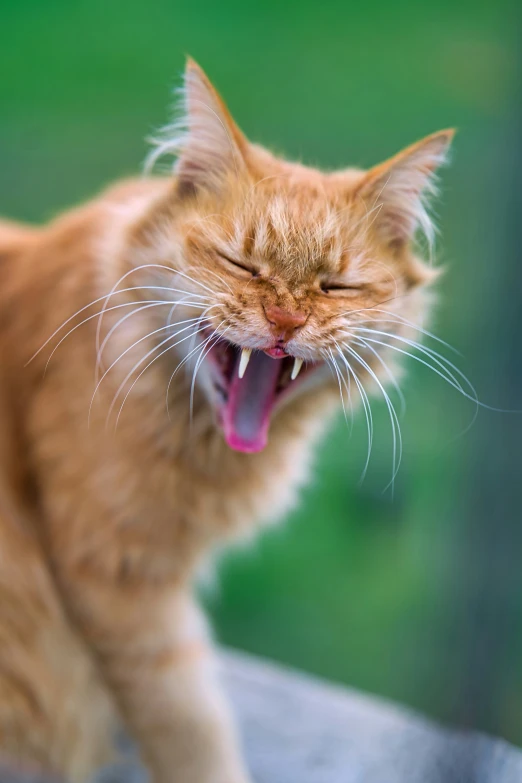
96, 301, 181, 378
349, 328, 472, 397
336, 340, 402, 494
189, 330, 221, 423
347, 333, 487, 439
165, 325, 222, 418
354, 334, 477, 405
332, 345, 355, 434
94, 261, 215, 381
335, 291, 412, 320
185, 306, 210, 370
187, 266, 233, 293
330, 346, 374, 481
343, 349, 355, 433
322, 348, 350, 427
164, 293, 203, 333
94, 285, 212, 383
96, 310, 216, 424
171, 268, 220, 296
189, 324, 230, 425
112, 321, 212, 429
40, 299, 207, 375
351, 335, 406, 415
358, 310, 459, 353
27, 284, 209, 366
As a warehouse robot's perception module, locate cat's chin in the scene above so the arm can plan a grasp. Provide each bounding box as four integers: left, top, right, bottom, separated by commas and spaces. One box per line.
201, 331, 321, 453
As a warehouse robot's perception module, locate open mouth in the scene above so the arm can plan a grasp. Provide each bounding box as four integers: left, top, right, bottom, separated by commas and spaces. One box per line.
202, 329, 316, 453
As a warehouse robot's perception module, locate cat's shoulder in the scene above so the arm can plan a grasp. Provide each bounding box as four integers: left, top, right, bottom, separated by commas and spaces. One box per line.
52, 176, 171, 235
98, 176, 170, 206
0, 219, 40, 260
0, 177, 169, 250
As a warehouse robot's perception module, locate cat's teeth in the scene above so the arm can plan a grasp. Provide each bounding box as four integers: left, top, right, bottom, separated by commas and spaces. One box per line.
238, 348, 252, 379
291, 358, 304, 380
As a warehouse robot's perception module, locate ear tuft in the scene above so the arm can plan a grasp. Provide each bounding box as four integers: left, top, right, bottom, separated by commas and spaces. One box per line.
356, 129, 455, 252
146, 58, 247, 194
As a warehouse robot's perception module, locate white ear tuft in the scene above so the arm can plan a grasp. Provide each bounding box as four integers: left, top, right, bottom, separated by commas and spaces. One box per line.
146, 59, 247, 194
357, 130, 454, 252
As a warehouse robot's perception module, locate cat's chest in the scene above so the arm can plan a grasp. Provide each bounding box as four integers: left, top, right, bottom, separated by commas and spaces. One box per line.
47, 443, 303, 587
134, 436, 309, 538
36, 387, 322, 583
103, 427, 314, 580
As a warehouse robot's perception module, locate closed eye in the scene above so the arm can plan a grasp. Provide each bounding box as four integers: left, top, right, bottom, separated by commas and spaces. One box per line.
320, 281, 365, 295
216, 251, 258, 278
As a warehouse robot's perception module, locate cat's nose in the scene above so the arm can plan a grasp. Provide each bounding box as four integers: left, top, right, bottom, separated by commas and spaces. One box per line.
264, 304, 308, 342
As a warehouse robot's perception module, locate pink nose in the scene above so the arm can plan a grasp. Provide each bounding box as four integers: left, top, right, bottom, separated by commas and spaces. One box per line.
264, 304, 308, 342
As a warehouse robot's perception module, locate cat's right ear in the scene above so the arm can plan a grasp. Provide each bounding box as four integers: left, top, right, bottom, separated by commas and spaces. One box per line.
353, 129, 454, 251
147, 59, 248, 196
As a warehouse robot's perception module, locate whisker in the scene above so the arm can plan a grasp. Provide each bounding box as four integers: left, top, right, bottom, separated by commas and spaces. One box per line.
329, 346, 374, 481
95, 301, 187, 378
112, 320, 213, 429
348, 333, 488, 442
351, 327, 520, 415
171, 268, 220, 296
165, 323, 222, 419
353, 334, 478, 408
359, 309, 460, 353
343, 350, 355, 434
349, 328, 472, 397
351, 335, 406, 415
40, 299, 206, 375
93, 261, 215, 381
335, 291, 413, 321
93, 309, 216, 425
27, 283, 208, 366
336, 340, 402, 494
185, 308, 209, 368
186, 265, 233, 293
322, 348, 350, 427
189, 324, 231, 425
333, 345, 356, 434
164, 293, 202, 331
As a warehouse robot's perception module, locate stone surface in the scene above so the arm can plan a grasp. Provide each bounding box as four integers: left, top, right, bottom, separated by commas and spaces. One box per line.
2, 651, 522, 782
221, 651, 522, 783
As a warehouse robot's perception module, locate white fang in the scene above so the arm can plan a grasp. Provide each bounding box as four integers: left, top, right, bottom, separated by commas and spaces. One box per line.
291, 358, 303, 380
238, 348, 252, 379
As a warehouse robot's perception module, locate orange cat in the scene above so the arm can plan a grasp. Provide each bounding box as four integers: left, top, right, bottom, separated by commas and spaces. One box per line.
0, 60, 453, 782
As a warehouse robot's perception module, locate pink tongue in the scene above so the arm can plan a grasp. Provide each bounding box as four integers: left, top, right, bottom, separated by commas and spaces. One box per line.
222, 351, 283, 453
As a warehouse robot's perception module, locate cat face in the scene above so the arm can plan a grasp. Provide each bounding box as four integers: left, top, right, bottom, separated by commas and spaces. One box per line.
139, 60, 452, 453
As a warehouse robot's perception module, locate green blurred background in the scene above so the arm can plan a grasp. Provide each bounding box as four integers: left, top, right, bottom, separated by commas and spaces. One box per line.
2, 0, 521, 745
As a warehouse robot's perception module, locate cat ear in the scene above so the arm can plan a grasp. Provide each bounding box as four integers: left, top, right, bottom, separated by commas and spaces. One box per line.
355, 129, 455, 249
148, 59, 248, 195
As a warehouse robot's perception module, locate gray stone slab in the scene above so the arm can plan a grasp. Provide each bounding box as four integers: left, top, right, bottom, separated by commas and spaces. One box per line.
222, 651, 522, 783
2, 651, 521, 782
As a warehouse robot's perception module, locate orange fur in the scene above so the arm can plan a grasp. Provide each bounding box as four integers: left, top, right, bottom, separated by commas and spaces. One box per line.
0, 60, 452, 781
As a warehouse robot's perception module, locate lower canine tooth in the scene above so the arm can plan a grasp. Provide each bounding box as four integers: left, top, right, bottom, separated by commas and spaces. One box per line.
238, 348, 252, 378
291, 358, 304, 380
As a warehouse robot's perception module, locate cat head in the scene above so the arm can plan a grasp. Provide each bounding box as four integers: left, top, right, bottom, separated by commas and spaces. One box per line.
136, 59, 453, 453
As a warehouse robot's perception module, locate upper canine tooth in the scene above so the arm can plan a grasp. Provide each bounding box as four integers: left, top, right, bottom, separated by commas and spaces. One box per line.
291, 358, 304, 380
238, 348, 252, 379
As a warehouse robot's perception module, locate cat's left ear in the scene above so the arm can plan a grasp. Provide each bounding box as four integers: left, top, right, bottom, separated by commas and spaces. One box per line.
355, 129, 455, 248
148, 58, 249, 195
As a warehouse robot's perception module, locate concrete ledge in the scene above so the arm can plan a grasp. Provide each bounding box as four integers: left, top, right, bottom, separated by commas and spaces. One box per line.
1, 651, 521, 782
101, 650, 522, 783
222, 651, 522, 783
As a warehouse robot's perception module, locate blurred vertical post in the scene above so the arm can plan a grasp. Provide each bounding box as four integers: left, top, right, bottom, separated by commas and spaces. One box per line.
450, 48, 522, 740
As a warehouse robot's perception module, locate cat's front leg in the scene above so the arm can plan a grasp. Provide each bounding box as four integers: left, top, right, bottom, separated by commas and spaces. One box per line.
65, 578, 251, 783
